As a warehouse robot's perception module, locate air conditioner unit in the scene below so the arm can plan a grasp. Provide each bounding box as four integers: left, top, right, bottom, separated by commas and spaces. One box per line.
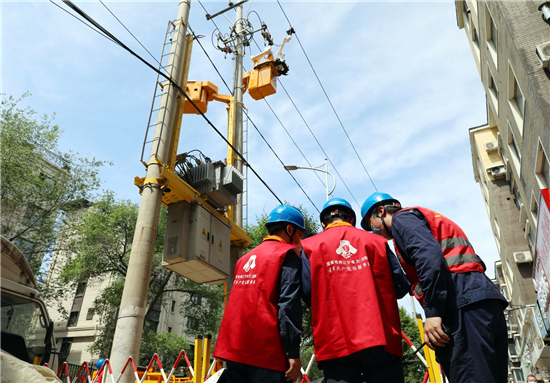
486, 164, 506, 178
510, 324, 519, 332
510, 355, 520, 363
485, 140, 499, 152
536, 41, 550, 68
513, 251, 533, 263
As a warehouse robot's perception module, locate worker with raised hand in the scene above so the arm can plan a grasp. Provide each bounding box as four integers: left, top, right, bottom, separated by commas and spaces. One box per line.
214, 205, 305, 383
360, 192, 508, 383
301, 198, 409, 383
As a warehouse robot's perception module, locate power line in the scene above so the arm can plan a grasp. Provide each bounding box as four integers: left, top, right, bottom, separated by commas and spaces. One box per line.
99, 0, 162, 68
278, 79, 361, 208
49, 1, 116, 44
52, 0, 284, 205
247, 35, 360, 207
194, 3, 321, 212
275, 0, 378, 194
244, 42, 360, 209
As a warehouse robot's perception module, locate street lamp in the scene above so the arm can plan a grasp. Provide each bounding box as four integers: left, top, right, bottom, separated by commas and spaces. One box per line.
284, 158, 336, 201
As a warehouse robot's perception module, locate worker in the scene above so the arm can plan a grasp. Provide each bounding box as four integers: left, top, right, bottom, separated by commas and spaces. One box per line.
301, 198, 410, 383
214, 205, 305, 383
527, 375, 538, 382
92, 359, 105, 383
360, 192, 508, 383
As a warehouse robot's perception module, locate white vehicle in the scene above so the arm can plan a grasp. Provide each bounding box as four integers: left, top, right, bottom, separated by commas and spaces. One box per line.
1, 235, 59, 379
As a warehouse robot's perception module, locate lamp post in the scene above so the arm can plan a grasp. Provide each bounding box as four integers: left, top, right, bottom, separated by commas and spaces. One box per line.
284, 158, 336, 201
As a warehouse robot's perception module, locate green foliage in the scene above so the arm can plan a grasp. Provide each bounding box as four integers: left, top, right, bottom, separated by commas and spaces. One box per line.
48, 192, 223, 358
139, 331, 190, 367
400, 307, 425, 383
300, 344, 323, 381
0, 93, 108, 273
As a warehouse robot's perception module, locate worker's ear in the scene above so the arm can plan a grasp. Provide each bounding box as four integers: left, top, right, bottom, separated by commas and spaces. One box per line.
321, 222, 326, 229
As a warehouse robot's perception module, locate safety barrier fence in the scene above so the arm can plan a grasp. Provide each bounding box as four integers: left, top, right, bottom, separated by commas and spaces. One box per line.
54, 330, 443, 383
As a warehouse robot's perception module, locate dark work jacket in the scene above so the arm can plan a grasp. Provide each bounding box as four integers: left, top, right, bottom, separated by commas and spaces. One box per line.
391, 208, 507, 319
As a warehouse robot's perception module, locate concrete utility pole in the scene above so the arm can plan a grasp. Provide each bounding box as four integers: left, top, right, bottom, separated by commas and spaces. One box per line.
109, 1, 191, 381
229, 2, 245, 286
233, 3, 244, 228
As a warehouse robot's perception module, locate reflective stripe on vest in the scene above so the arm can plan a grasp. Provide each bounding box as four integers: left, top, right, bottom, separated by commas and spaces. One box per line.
396, 207, 485, 306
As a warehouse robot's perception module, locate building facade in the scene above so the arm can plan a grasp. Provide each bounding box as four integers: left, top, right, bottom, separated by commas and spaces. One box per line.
456, 1, 550, 381
45, 205, 198, 368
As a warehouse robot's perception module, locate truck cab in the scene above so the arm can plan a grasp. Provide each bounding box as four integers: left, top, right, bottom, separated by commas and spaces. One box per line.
1, 236, 57, 370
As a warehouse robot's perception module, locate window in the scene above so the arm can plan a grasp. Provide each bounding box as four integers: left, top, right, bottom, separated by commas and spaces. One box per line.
512, 179, 522, 211
508, 65, 525, 134
512, 368, 524, 382
513, 78, 524, 116
171, 300, 176, 313
535, 141, 550, 189
75, 281, 87, 297
86, 308, 94, 320
168, 327, 172, 333
487, 68, 499, 114
473, 25, 479, 48
490, 16, 498, 50
493, 215, 501, 239
59, 338, 73, 366
507, 122, 521, 173
187, 317, 198, 330
67, 311, 79, 327
530, 191, 539, 225
191, 295, 202, 305
485, 6, 498, 67
489, 73, 498, 100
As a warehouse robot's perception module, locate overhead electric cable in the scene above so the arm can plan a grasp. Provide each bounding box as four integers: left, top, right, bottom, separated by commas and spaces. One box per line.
248, 36, 359, 206
278, 79, 361, 208
188, 25, 233, 95
99, 0, 162, 67
53, 0, 283, 205
49, 0, 116, 43
275, 0, 378, 194
194, 5, 321, 211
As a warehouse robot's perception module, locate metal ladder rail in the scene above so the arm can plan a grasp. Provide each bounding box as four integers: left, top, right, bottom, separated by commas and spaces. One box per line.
140, 19, 186, 165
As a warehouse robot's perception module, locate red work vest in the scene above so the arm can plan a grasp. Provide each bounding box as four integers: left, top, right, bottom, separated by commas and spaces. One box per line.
395, 207, 486, 306
302, 223, 402, 361
214, 239, 298, 371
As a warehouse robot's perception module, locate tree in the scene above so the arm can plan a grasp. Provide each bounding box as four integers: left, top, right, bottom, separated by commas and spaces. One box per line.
139, 331, 190, 367
48, 191, 224, 358
1, 93, 108, 273
400, 306, 425, 383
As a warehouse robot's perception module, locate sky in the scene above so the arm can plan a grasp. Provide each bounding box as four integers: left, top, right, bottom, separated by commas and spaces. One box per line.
2, 0, 492, 315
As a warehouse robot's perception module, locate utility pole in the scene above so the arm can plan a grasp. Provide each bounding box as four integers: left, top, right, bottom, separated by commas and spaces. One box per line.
233, 3, 244, 228
229, 2, 245, 286
109, 1, 191, 381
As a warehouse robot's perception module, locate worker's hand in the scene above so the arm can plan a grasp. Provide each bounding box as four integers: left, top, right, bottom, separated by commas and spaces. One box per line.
285, 358, 302, 382
424, 316, 450, 350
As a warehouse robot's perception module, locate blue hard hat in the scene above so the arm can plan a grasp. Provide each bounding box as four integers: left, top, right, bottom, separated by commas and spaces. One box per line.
266, 205, 305, 230
320, 198, 356, 226
360, 192, 400, 230
96, 359, 106, 369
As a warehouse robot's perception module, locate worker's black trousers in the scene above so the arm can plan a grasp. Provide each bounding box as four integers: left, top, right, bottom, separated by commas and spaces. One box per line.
318, 346, 404, 383
435, 299, 508, 383
219, 360, 287, 383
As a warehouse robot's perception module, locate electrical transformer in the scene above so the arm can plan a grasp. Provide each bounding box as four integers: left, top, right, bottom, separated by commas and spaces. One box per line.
163, 200, 230, 285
